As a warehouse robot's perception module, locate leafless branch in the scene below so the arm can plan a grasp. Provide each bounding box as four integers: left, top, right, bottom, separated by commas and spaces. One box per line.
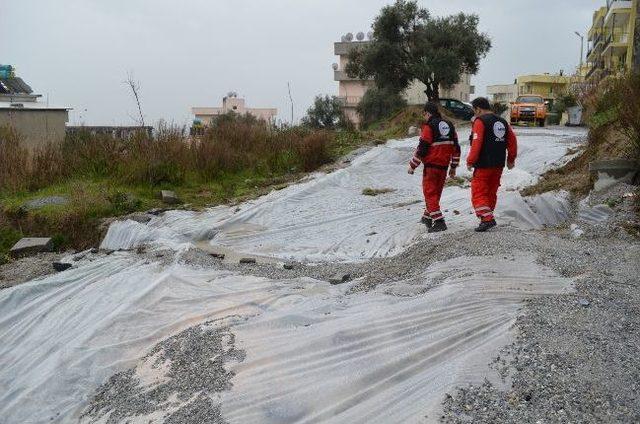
124, 71, 145, 127
287, 82, 294, 125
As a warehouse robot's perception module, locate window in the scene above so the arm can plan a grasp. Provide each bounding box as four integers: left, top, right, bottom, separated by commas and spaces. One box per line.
515, 96, 544, 104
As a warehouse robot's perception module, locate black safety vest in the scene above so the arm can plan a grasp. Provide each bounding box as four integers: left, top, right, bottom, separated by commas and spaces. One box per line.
427, 117, 456, 143
474, 114, 509, 168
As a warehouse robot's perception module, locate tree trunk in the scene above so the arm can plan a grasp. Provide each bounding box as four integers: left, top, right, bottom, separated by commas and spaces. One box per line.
423, 79, 440, 102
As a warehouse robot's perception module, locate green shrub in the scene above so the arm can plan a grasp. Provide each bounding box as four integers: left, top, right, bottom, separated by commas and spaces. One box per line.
357, 87, 407, 128
302, 95, 346, 130
553, 92, 578, 115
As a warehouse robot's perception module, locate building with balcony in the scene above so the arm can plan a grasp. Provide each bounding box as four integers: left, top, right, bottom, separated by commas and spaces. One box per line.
192, 93, 277, 126
333, 37, 473, 127
586, 0, 639, 83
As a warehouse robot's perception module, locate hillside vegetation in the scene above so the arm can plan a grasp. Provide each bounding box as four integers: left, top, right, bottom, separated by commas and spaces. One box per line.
0, 109, 426, 259
522, 73, 640, 198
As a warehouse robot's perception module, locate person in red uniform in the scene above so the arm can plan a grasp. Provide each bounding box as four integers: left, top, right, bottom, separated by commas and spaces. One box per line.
408, 102, 461, 233
467, 97, 518, 232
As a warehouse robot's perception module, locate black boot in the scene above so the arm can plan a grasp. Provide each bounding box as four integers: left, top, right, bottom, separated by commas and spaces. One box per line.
428, 219, 447, 233
420, 216, 432, 226
474, 219, 497, 232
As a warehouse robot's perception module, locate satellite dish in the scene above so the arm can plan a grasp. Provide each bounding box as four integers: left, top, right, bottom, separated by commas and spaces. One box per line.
345, 32, 354, 42
332, 63, 339, 71
341, 35, 347, 42
356, 32, 365, 41
367, 31, 373, 40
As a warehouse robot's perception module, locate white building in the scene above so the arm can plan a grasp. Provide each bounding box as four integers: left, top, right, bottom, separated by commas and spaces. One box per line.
486, 84, 518, 104
0, 72, 70, 151
192, 93, 277, 125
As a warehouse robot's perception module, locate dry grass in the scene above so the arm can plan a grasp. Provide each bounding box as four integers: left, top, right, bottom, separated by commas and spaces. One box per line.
0, 127, 29, 192
0, 119, 334, 194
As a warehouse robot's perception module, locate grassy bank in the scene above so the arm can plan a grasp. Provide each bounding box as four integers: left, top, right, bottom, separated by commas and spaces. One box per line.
522, 73, 639, 198
0, 112, 416, 259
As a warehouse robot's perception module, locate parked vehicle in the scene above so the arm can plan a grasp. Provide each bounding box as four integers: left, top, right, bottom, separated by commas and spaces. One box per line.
439, 98, 474, 121
510, 95, 548, 127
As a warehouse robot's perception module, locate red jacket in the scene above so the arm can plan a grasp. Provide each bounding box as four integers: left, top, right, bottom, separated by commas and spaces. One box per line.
409, 119, 461, 171
467, 117, 517, 168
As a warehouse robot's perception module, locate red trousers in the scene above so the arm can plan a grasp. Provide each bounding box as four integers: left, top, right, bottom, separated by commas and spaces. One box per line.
422, 167, 448, 221
471, 167, 503, 222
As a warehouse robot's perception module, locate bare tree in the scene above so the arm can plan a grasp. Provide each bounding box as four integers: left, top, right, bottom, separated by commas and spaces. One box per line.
287, 82, 294, 125
124, 71, 145, 127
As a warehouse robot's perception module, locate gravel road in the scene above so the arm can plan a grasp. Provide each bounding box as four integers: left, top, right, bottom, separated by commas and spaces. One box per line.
440, 184, 640, 423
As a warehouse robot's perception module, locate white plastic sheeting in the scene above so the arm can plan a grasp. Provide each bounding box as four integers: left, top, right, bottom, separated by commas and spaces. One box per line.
221, 255, 571, 424
102, 127, 586, 262
0, 126, 584, 423
578, 196, 614, 223
0, 254, 571, 423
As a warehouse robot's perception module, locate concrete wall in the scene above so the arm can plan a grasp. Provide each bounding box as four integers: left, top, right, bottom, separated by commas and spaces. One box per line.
0, 109, 68, 150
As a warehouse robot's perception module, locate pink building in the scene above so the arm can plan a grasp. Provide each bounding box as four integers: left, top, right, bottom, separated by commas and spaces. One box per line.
334, 35, 473, 126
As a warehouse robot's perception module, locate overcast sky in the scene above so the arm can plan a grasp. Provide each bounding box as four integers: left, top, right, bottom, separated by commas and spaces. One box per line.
1, 0, 601, 126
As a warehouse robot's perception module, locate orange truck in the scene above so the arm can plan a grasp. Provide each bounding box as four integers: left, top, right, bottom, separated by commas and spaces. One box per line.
510, 95, 548, 127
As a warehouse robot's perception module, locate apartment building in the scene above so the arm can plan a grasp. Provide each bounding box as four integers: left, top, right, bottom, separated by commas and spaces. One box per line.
586, 0, 639, 83
333, 36, 473, 126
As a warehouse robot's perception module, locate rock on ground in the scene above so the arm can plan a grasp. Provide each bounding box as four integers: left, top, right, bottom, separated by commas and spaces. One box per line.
9, 237, 54, 258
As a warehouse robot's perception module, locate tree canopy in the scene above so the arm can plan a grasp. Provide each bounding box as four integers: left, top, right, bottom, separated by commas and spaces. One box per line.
346, 0, 491, 101
302, 95, 345, 129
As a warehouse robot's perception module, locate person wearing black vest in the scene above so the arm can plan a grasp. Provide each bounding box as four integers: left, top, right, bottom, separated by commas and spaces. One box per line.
467, 97, 518, 232
408, 102, 461, 233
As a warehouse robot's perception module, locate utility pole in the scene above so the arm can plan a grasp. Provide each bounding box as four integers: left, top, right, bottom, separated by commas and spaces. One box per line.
575, 31, 584, 71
